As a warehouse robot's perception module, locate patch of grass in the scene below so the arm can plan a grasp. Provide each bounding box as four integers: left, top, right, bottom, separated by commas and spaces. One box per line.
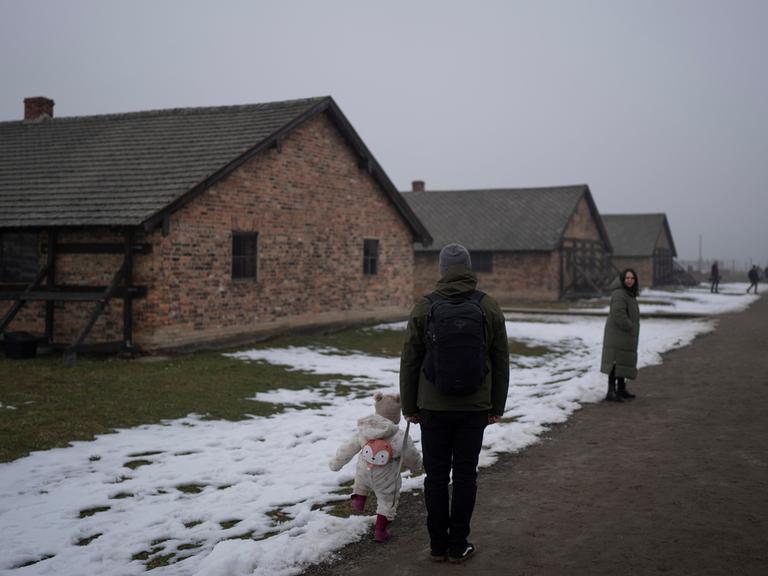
331, 485, 353, 496
176, 542, 203, 551
124, 459, 153, 470
259, 324, 406, 358
266, 508, 292, 524
219, 519, 242, 529
110, 491, 133, 499
325, 501, 354, 518
330, 478, 354, 496
146, 553, 175, 570
76, 533, 102, 546
0, 350, 355, 463
508, 340, 554, 357
131, 546, 164, 562
79, 506, 110, 518
228, 530, 257, 540
176, 483, 206, 494
127, 450, 163, 458
14, 554, 55, 568
331, 382, 377, 398
183, 520, 203, 529
251, 530, 279, 541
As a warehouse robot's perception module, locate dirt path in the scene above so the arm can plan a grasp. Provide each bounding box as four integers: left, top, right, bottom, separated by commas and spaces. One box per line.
303, 295, 768, 576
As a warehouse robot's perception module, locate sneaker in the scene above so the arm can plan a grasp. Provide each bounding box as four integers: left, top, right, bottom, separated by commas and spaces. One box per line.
448, 542, 476, 563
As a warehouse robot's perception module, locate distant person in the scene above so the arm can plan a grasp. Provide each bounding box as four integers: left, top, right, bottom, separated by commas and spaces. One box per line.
400, 243, 510, 563
710, 261, 720, 293
746, 265, 759, 294
601, 269, 640, 401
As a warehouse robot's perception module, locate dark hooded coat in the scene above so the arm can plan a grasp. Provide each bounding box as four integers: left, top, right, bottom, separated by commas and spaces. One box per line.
399, 269, 510, 416
600, 277, 640, 379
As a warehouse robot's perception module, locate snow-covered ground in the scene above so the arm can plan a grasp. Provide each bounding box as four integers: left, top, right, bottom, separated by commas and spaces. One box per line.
0, 285, 757, 576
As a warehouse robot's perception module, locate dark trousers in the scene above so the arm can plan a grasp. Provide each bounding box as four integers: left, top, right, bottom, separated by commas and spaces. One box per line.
747, 281, 758, 294
419, 409, 487, 552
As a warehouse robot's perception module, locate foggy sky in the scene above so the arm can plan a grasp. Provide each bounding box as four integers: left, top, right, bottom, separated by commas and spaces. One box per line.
2, 0, 766, 266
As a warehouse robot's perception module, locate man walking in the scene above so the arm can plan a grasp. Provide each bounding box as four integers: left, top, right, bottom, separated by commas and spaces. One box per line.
400, 243, 510, 564
747, 265, 759, 294
710, 261, 720, 293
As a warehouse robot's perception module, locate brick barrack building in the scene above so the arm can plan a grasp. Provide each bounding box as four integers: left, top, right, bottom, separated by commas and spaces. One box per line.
0, 96, 431, 356
601, 213, 678, 286
401, 183, 614, 301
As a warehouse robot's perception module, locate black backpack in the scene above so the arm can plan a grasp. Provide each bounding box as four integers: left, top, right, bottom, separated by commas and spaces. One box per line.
422, 290, 489, 395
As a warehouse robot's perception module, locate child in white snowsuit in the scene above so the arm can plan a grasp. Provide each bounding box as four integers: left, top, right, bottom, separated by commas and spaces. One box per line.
329, 392, 422, 542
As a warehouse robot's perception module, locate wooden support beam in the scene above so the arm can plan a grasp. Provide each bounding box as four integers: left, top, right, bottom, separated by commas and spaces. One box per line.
0, 264, 49, 334
123, 229, 134, 348
64, 265, 126, 363
45, 229, 57, 343
162, 216, 170, 237
0, 286, 147, 301
42, 242, 151, 255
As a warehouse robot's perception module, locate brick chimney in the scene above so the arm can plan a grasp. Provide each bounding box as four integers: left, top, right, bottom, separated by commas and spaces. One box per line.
412, 180, 425, 192
24, 97, 55, 120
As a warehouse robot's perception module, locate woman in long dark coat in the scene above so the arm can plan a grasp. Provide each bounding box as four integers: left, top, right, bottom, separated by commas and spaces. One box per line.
600, 269, 640, 402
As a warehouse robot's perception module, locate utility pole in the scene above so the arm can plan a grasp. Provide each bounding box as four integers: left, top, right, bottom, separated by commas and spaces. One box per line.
698, 234, 702, 272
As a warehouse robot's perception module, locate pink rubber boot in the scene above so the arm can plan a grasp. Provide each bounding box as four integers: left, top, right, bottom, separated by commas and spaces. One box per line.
350, 494, 367, 513
374, 514, 391, 543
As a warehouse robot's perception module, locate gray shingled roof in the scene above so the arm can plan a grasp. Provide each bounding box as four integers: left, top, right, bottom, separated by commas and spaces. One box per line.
0, 97, 328, 227
602, 213, 677, 257
0, 97, 431, 243
402, 185, 608, 252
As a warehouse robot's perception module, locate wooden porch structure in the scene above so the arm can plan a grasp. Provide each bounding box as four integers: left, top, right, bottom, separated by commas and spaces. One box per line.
560, 237, 615, 298
0, 228, 148, 363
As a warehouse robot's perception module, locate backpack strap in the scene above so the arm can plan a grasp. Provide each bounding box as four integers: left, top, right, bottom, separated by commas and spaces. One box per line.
468, 290, 486, 304
424, 291, 442, 305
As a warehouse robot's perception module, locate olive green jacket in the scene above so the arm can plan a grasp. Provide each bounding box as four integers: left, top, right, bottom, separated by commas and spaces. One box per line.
399, 269, 510, 416
600, 279, 640, 379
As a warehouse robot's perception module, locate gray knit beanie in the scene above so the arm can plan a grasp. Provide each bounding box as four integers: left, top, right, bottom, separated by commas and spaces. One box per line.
438, 243, 472, 275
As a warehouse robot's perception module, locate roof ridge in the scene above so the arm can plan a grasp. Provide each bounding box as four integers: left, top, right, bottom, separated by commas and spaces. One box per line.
401, 184, 588, 194
602, 212, 666, 218
0, 96, 330, 125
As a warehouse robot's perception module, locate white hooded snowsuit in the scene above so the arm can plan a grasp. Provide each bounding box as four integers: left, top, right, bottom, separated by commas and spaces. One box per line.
329, 413, 422, 519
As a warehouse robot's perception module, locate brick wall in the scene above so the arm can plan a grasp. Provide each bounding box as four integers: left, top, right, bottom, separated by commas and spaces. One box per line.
562, 197, 601, 240
136, 112, 415, 348
414, 251, 561, 303
2, 112, 417, 349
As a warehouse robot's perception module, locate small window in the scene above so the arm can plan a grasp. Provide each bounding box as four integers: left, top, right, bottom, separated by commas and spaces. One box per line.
363, 239, 379, 276
472, 251, 493, 273
0, 232, 39, 283
232, 232, 258, 280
